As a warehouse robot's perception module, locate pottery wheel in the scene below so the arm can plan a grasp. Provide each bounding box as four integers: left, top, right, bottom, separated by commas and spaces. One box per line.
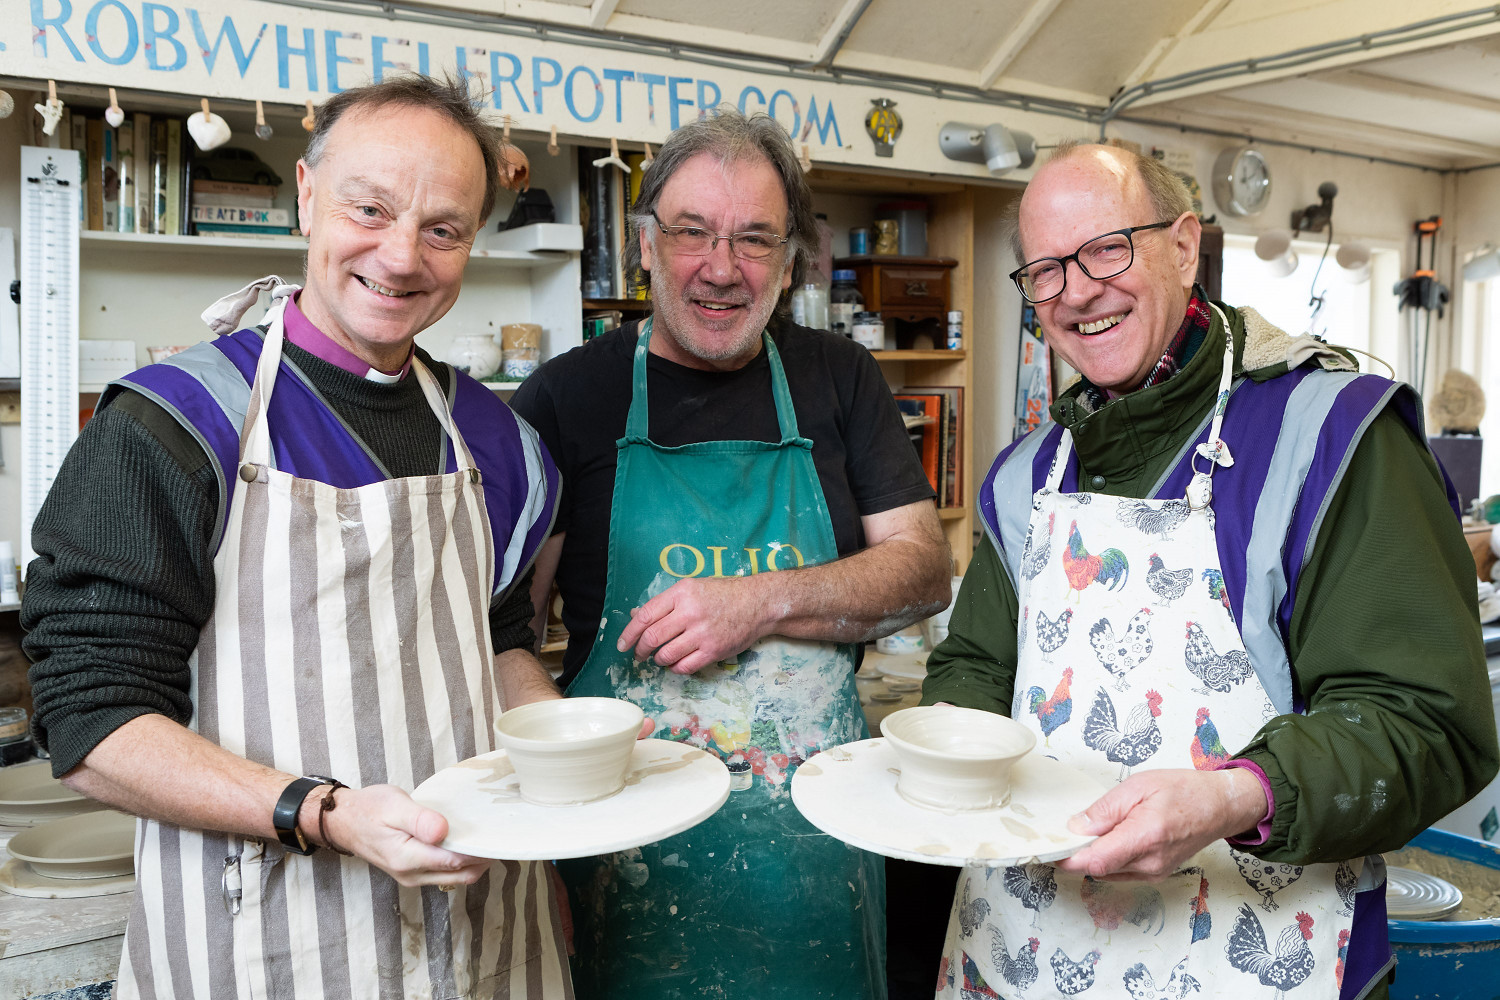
413, 740, 730, 860
0, 858, 135, 899
790, 737, 1105, 867
1386, 865, 1463, 920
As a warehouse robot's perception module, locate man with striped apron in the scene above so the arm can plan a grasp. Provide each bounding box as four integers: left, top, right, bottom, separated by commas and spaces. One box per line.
923, 143, 1497, 1000
23, 79, 573, 997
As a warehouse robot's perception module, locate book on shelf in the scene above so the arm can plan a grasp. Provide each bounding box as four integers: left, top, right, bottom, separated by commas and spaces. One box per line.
192, 179, 278, 201
70, 114, 89, 226
191, 190, 276, 209
895, 387, 964, 507
85, 117, 104, 231
893, 394, 942, 500
116, 119, 135, 233
101, 123, 119, 231
193, 222, 294, 237
133, 113, 153, 234
583, 310, 624, 341
190, 205, 291, 227
578, 148, 621, 299
150, 120, 168, 234
175, 121, 191, 236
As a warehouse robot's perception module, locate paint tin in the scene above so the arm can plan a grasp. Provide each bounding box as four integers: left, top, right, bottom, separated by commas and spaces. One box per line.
849, 227, 871, 255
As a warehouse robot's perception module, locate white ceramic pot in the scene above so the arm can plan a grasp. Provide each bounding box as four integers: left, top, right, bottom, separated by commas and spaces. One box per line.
881, 705, 1036, 811
495, 698, 644, 806
444, 335, 504, 380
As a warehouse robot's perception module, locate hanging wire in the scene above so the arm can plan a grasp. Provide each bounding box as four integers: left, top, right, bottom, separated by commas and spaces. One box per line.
1305, 223, 1335, 338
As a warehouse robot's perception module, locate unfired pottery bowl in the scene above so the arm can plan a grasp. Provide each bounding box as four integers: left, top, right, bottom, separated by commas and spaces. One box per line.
6, 809, 136, 879
881, 705, 1036, 811
495, 698, 645, 806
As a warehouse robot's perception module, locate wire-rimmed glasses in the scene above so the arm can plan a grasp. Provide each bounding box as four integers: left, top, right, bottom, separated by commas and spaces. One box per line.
651, 211, 791, 262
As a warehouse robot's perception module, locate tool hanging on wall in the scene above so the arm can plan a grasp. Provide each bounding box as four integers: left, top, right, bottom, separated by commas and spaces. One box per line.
1393, 215, 1449, 395
104, 88, 125, 128
33, 81, 63, 137
188, 97, 231, 151
255, 100, 273, 140
592, 137, 631, 173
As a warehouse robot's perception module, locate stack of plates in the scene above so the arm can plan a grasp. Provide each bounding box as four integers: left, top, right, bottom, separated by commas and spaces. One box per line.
0, 761, 90, 827
1386, 865, 1463, 920
1, 809, 137, 898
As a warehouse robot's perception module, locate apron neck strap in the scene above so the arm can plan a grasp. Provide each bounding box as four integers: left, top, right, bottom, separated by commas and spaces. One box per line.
627, 318, 803, 444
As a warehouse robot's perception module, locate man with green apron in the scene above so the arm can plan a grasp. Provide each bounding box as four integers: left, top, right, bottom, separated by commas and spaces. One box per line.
511, 110, 952, 998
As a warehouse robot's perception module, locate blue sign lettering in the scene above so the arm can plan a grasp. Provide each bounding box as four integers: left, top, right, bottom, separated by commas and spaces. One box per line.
738, 86, 766, 114
532, 55, 562, 114
371, 35, 408, 81
324, 29, 358, 93
565, 64, 602, 123
805, 96, 841, 147
188, 11, 263, 77
696, 79, 721, 117
602, 68, 634, 123
276, 24, 317, 90
489, 51, 529, 112
142, 3, 185, 70
31, 0, 85, 61
667, 76, 695, 130
85, 0, 138, 65
639, 72, 665, 124
768, 89, 800, 137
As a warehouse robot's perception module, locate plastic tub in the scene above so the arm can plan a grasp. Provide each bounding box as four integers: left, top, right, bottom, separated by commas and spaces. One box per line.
1387, 827, 1500, 1000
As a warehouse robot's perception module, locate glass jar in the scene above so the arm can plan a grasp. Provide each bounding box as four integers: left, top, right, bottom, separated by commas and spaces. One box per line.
830, 270, 863, 339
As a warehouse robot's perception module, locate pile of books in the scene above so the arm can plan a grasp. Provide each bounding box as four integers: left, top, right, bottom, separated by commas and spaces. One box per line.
64, 110, 189, 235
895, 387, 964, 508
190, 182, 292, 239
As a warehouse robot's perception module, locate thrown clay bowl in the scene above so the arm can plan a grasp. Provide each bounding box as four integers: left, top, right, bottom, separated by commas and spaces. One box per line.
881, 705, 1036, 811
7, 809, 136, 879
495, 698, 644, 806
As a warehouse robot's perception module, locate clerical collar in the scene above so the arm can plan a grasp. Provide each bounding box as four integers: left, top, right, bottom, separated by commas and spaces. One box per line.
282, 293, 413, 383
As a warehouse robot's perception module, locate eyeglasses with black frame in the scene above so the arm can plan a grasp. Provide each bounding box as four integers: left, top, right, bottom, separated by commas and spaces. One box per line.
1009, 220, 1177, 304
650, 211, 792, 262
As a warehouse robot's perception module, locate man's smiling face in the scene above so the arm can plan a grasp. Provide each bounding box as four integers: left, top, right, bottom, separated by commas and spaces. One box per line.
640, 151, 793, 372
295, 104, 486, 371
1019, 146, 1199, 395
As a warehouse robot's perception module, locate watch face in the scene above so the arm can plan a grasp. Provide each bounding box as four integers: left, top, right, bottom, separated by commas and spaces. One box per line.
1213, 146, 1271, 217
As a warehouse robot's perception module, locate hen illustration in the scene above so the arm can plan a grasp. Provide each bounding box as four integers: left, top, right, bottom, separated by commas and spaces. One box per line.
1202, 568, 1231, 613
1335, 928, 1350, 990
1080, 877, 1165, 941
1063, 520, 1130, 600
1225, 904, 1316, 998
1051, 947, 1102, 995
1021, 512, 1055, 581
1233, 850, 1304, 912
1183, 622, 1253, 694
1027, 667, 1074, 745
959, 951, 1000, 999
1035, 608, 1073, 660
957, 875, 992, 937
1190, 707, 1230, 770
1122, 956, 1201, 999
1089, 609, 1154, 689
1190, 873, 1212, 943
1003, 863, 1058, 927
1146, 553, 1192, 604
1082, 688, 1164, 779
1116, 498, 1191, 540
1334, 861, 1358, 915
987, 925, 1041, 991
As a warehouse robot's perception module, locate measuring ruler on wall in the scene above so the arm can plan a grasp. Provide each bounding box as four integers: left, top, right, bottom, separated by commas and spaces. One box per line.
18, 147, 82, 575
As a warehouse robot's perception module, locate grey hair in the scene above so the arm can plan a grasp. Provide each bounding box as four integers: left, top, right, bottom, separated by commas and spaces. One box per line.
303, 74, 502, 224
622, 107, 815, 315
1005, 139, 1194, 264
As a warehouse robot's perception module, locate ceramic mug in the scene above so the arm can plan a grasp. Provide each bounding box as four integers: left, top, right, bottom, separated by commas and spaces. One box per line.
495, 698, 644, 805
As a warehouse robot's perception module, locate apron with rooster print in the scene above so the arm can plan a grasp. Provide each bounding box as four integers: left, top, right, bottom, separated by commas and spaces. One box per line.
939, 309, 1364, 1000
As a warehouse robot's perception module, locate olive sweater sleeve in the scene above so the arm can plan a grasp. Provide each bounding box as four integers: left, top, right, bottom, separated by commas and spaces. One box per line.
919, 535, 1021, 716
1236, 408, 1500, 863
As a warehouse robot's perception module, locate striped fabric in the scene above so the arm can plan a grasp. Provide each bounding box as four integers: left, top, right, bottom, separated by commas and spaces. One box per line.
115, 307, 571, 999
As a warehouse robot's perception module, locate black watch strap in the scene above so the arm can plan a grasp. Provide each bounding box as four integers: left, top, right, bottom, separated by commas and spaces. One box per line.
273, 776, 332, 855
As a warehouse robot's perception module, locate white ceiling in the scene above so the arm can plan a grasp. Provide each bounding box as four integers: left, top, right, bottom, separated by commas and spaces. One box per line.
400, 0, 1500, 169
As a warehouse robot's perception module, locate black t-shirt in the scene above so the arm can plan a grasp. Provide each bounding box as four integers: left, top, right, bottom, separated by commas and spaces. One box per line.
510, 318, 935, 685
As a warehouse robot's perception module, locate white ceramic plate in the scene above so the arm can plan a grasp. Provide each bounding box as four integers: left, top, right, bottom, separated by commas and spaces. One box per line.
413, 740, 731, 860
7, 809, 137, 879
791, 737, 1105, 867
0, 761, 90, 827
0, 857, 135, 898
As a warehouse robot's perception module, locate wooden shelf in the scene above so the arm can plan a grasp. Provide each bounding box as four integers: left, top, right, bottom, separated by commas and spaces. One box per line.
583, 298, 652, 313
937, 507, 968, 520
81, 229, 581, 268
870, 349, 966, 361
539, 640, 567, 654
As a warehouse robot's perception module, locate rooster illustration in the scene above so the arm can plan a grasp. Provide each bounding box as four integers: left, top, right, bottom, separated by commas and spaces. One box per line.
987, 925, 1040, 991
1190, 707, 1230, 770
959, 951, 1000, 999
1021, 512, 1056, 581
1116, 498, 1191, 540
1225, 904, 1316, 999
1122, 956, 1200, 999
1027, 668, 1074, 745
1003, 863, 1058, 927
1080, 877, 1165, 941
1202, 568, 1231, 613
1051, 948, 1102, 995
1089, 609, 1154, 689
1334, 861, 1358, 915
1146, 553, 1192, 604
1063, 520, 1129, 600
1035, 608, 1073, 660
1335, 928, 1350, 990
1183, 622, 1252, 694
1082, 688, 1164, 779
957, 875, 992, 937
1190, 873, 1212, 943
1232, 850, 1304, 912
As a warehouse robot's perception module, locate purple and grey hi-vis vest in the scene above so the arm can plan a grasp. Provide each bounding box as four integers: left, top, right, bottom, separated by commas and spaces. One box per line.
104, 327, 560, 602
980, 362, 1459, 1000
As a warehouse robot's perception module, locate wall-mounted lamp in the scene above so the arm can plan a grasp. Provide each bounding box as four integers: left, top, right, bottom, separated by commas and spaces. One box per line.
1464, 244, 1500, 283
1335, 241, 1371, 284
938, 122, 1037, 177
1291, 181, 1338, 233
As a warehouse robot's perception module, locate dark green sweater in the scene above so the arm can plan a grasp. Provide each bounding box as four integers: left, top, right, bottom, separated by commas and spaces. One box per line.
22, 341, 536, 776
924, 305, 1500, 865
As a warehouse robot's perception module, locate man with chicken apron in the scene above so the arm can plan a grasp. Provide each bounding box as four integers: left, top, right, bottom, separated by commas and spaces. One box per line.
23, 78, 571, 997
923, 142, 1498, 1000
511, 110, 952, 998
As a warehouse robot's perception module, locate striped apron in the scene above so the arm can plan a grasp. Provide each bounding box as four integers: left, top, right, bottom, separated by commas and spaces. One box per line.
114, 300, 572, 999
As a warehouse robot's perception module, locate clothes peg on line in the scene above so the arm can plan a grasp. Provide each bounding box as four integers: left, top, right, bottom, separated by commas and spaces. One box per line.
105, 87, 124, 128
255, 100, 272, 140
548, 124, 559, 156
592, 137, 631, 173
187, 97, 231, 151
302, 100, 316, 132
35, 81, 64, 136
642, 142, 654, 169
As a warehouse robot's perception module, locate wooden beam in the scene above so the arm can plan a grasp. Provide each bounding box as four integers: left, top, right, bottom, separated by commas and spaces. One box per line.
588, 0, 622, 30
977, 0, 1063, 90
812, 0, 871, 67
1324, 67, 1500, 116
1120, 0, 1235, 90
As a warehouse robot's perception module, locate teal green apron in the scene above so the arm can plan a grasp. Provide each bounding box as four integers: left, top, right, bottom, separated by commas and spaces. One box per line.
561, 319, 886, 999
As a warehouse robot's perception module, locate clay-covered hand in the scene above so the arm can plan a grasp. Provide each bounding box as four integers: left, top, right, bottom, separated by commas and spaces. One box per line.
1054, 767, 1269, 881
616, 576, 770, 675
307, 783, 492, 887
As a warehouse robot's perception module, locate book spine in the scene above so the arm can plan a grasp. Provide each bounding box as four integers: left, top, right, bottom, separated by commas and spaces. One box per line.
151, 121, 168, 235
133, 113, 152, 234
191, 180, 278, 198
194, 223, 293, 235
164, 120, 182, 237
189, 192, 276, 209
189, 205, 291, 226
85, 117, 103, 231
116, 120, 135, 234
101, 125, 119, 231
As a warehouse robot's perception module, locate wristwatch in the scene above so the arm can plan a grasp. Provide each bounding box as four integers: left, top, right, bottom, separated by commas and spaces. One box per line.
272, 775, 341, 855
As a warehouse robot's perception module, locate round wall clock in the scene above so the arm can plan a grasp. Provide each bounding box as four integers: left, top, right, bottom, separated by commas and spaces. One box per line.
1211, 146, 1272, 218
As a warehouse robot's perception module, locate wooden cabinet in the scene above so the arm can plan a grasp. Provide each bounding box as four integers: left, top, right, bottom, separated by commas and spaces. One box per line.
838, 255, 957, 327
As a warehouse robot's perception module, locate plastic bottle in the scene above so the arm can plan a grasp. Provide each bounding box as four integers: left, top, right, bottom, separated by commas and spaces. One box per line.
0, 541, 17, 605
793, 269, 830, 331
830, 270, 863, 339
